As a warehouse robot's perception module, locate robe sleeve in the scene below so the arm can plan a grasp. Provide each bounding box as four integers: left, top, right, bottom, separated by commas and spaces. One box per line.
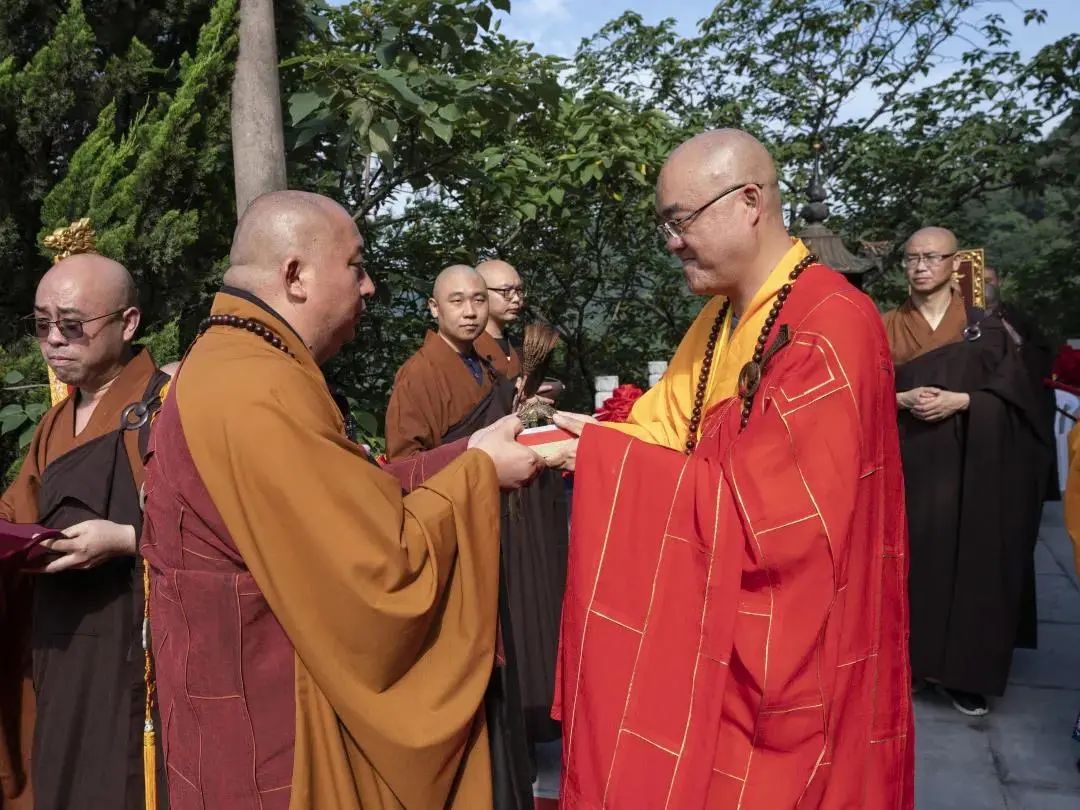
952, 322, 1049, 445
181, 364, 502, 809
380, 438, 470, 493
385, 361, 443, 460
0, 420, 45, 802
604, 296, 726, 450
1066, 421, 1080, 578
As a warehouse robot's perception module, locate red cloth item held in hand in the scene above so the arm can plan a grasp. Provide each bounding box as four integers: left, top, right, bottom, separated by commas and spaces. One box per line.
0, 519, 63, 562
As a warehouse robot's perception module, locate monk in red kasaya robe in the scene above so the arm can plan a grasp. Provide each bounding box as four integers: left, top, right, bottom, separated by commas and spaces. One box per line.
550, 130, 914, 809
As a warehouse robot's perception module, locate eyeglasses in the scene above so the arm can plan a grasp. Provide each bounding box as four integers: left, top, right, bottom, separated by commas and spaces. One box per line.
657, 182, 762, 241
902, 252, 957, 267
24, 309, 126, 340
487, 286, 526, 300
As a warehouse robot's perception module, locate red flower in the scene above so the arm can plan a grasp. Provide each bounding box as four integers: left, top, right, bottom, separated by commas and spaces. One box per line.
595, 383, 644, 423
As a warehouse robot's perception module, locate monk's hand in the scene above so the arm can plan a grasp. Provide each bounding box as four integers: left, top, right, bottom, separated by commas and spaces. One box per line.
552, 411, 598, 437
542, 439, 577, 472
537, 380, 564, 400
896, 386, 939, 410
31, 520, 137, 573
469, 415, 544, 490
468, 414, 522, 450
543, 411, 601, 472
912, 390, 969, 422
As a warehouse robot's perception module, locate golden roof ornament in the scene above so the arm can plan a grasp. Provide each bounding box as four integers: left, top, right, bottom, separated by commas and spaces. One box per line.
43, 217, 97, 263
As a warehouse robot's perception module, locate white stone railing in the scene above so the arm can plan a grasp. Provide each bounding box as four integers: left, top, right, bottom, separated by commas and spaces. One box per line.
593, 361, 669, 411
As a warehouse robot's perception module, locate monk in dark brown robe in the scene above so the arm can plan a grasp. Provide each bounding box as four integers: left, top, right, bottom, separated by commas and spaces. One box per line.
386, 266, 569, 803
476, 260, 563, 402
884, 227, 1052, 717
0, 253, 169, 810
475, 260, 524, 378
141, 191, 543, 810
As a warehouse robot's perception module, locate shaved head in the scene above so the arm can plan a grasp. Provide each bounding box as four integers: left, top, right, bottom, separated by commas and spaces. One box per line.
39, 253, 138, 312
476, 259, 518, 283
227, 190, 353, 292
655, 129, 792, 306
658, 129, 780, 221
429, 264, 488, 351
903, 225, 961, 297
476, 259, 524, 334
33, 253, 141, 389
906, 226, 958, 254
432, 264, 479, 299
222, 190, 374, 364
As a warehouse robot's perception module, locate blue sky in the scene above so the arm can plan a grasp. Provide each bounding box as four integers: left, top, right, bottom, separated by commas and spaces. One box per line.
497, 0, 1080, 61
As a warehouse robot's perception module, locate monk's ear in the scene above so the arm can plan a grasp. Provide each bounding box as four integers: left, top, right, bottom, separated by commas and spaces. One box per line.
743, 184, 763, 224
121, 307, 141, 342
427, 297, 439, 320
283, 257, 308, 301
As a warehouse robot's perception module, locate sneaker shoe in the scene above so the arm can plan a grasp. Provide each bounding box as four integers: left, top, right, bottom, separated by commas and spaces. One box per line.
945, 689, 989, 716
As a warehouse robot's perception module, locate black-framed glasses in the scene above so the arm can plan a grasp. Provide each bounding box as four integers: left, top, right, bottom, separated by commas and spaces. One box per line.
487, 285, 526, 300
902, 252, 956, 267
24, 309, 126, 340
658, 181, 762, 241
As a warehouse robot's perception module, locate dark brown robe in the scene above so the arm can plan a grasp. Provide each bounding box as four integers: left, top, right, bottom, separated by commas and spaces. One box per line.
386, 331, 570, 797
475, 331, 522, 379
884, 299, 1053, 695
0, 348, 169, 810
996, 303, 1059, 501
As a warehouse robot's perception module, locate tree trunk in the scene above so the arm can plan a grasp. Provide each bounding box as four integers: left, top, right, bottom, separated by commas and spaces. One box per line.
231, 0, 287, 218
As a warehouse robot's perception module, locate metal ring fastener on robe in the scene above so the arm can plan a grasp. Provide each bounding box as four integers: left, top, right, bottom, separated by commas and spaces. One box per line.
121, 401, 151, 431
963, 323, 983, 342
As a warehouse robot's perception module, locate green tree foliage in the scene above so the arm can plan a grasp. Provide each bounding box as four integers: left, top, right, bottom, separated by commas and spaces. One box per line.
284, 0, 691, 418
39, 0, 239, 329
1, 0, 1077, 458
573, 0, 1079, 327
0, 0, 308, 337
0, 0, 215, 335
944, 113, 1080, 339
0, 0, 244, 481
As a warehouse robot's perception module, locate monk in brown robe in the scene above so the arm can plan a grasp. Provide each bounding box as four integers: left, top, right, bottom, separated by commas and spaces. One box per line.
475, 260, 524, 378
475, 260, 563, 402
141, 191, 543, 810
0, 253, 169, 810
386, 266, 569, 804
884, 226, 1052, 717
475, 258, 567, 799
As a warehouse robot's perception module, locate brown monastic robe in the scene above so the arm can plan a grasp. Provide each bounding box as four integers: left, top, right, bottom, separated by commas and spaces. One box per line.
0, 348, 168, 810
386, 331, 499, 459
883, 292, 1052, 695
475, 331, 522, 379
141, 290, 503, 810
387, 330, 568, 761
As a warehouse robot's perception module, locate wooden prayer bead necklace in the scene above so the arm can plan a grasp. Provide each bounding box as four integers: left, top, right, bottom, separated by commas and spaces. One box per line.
198, 314, 294, 357
684, 253, 817, 454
